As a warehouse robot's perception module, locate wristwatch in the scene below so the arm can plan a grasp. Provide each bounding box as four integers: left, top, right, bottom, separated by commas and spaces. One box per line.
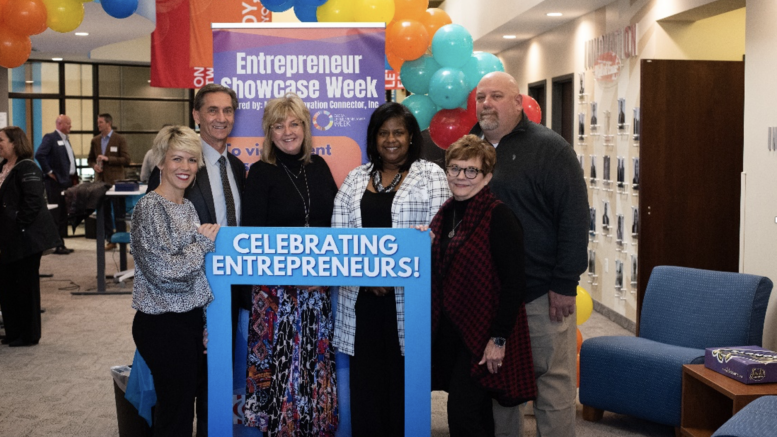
491, 337, 506, 348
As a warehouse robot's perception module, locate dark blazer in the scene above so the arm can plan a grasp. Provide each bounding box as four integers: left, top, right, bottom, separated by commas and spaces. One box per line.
35, 131, 76, 188
146, 151, 246, 225
0, 160, 61, 264
88, 131, 130, 185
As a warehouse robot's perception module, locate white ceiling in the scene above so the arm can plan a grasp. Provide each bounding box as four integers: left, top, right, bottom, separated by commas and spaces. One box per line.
27, 0, 624, 63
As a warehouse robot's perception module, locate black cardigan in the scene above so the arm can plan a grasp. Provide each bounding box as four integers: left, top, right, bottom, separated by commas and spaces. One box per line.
0, 159, 61, 263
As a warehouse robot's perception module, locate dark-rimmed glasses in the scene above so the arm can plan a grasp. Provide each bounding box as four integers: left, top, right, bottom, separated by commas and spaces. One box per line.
446, 165, 483, 179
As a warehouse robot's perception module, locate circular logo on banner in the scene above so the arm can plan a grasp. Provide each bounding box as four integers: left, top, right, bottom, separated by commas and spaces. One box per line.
594, 51, 621, 84
313, 111, 334, 131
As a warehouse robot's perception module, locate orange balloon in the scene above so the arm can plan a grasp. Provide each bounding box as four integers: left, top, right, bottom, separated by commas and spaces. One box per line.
386, 19, 429, 61
392, 0, 426, 21
420, 8, 451, 47
576, 328, 583, 355
386, 51, 404, 72
0, 27, 32, 68
5, 0, 48, 36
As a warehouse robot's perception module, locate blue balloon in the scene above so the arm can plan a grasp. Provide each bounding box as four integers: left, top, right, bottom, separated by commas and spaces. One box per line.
262, 0, 295, 13
400, 55, 441, 95
431, 24, 473, 69
101, 0, 139, 19
385, 55, 391, 70
297, 0, 328, 5
402, 94, 437, 130
294, 4, 318, 22
428, 67, 469, 109
461, 52, 505, 90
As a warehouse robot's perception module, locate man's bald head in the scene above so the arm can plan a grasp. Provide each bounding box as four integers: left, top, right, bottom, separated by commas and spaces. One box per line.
56, 115, 72, 135
476, 72, 523, 143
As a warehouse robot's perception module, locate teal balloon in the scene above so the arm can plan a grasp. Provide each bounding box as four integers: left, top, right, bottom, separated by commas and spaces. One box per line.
402, 94, 437, 130
428, 67, 469, 109
400, 55, 441, 95
461, 52, 504, 90
431, 24, 473, 68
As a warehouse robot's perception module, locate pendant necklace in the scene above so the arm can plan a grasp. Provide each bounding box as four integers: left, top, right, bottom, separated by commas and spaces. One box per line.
280, 162, 311, 227
372, 169, 402, 193
449, 210, 463, 238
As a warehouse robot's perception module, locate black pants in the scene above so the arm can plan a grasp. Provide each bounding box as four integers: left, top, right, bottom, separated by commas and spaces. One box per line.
433, 316, 494, 437
0, 252, 42, 344
44, 177, 69, 241
350, 288, 405, 437
132, 309, 208, 437
103, 197, 126, 241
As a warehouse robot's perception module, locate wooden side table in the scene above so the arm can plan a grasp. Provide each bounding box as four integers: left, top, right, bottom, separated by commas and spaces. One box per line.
680, 364, 777, 437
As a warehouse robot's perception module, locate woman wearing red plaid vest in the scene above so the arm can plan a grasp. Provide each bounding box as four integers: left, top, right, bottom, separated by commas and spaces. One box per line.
430, 134, 537, 436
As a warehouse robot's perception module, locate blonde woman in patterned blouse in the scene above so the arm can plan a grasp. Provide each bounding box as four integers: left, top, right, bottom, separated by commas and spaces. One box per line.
131, 126, 220, 437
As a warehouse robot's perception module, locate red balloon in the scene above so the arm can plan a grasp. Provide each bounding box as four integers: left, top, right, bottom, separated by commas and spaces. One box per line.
465, 87, 477, 121
5, 0, 48, 36
429, 108, 476, 149
0, 27, 32, 68
522, 94, 542, 124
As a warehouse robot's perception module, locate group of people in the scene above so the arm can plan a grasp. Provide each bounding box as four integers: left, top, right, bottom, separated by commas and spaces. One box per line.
132, 71, 588, 437
1, 68, 588, 436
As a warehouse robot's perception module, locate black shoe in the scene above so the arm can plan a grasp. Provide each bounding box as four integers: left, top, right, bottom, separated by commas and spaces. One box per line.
54, 246, 73, 255
8, 339, 38, 347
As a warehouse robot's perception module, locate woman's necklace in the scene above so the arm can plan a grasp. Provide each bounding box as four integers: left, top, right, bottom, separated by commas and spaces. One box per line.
280, 162, 311, 226
449, 209, 463, 238
372, 169, 402, 193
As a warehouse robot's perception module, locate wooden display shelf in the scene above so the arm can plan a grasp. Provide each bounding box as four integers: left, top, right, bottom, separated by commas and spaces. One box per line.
680, 364, 777, 437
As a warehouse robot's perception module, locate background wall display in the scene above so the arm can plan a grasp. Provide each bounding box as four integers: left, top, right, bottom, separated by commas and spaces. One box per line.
602, 200, 610, 230
632, 157, 640, 189
589, 154, 597, 181
603, 155, 611, 182
617, 98, 626, 129
616, 214, 624, 243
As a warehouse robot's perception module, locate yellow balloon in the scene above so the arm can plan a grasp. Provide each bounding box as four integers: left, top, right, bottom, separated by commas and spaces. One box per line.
317, 0, 355, 22
576, 286, 593, 325
43, 0, 84, 33
353, 0, 395, 23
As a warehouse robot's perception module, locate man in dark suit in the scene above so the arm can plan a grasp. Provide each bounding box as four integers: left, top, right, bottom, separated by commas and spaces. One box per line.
88, 113, 130, 249
35, 114, 77, 254
147, 84, 246, 436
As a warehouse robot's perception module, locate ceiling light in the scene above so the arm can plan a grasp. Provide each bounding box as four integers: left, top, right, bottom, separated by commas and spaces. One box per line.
503, 35, 517, 39
547, 12, 563, 17
25, 80, 34, 84
52, 57, 63, 61
75, 32, 89, 36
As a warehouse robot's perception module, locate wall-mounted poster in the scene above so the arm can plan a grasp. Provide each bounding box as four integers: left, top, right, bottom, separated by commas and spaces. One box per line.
602, 200, 610, 228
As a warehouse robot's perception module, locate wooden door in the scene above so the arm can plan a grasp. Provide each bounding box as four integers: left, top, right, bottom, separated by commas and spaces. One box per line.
637, 59, 744, 331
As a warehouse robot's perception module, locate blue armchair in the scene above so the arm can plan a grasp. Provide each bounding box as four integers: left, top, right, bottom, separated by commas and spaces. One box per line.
712, 395, 777, 437
579, 266, 773, 427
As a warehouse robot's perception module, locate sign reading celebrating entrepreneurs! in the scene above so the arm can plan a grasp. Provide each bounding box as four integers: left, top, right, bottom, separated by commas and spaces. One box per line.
212, 23, 386, 185
206, 227, 432, 436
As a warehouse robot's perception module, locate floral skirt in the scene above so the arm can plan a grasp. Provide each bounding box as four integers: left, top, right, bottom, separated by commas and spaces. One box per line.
244, 285, 338, 436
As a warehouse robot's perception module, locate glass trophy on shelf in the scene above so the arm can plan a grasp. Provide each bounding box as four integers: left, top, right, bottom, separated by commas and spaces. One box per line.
589, 154, 597, 184
579, 72, 585, 96
578, 112, 586, 140
631, 206, 639, 236
602, 155, 611, 184
578, 154, 584, 170
631, 255, 638, 286
588, 249, 596, 275
589, 207, 597, 237
617, 156, 626, 189
602, 200, 610, 229
616, 213, 624, 244
633, 107, 640, 142
615, 260, 624, 290
617, 98, 626, 129
632, 157, 640, 190
590, 102, 598, 132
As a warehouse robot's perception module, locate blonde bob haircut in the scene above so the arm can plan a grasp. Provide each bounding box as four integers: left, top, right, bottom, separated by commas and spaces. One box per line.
151, 125, 204, 169
261, 93, 313, 165
445, 134, 497, 175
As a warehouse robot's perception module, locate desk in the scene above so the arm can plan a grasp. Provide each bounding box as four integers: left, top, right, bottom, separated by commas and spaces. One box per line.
72, 186, 145, 295
680, 364, 777, 437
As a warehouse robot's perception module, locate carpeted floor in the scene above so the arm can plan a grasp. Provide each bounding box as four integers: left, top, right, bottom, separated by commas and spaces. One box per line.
0, 232, 674, 436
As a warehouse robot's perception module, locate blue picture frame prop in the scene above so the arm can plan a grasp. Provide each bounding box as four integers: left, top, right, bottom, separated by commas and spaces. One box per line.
206, 227, 432, 436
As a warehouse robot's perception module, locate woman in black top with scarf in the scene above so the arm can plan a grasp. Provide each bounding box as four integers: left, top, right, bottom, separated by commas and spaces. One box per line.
430, 135, 537, 436
0, 127, 60, 347
241, 93, 339, 436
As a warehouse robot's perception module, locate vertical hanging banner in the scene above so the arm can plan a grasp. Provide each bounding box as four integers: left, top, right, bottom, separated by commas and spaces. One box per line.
212, 23, 386, 185
206, 227, 432, 436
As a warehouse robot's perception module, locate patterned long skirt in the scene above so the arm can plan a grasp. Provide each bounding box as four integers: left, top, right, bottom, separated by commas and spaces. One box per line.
244, 285, 338, 436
